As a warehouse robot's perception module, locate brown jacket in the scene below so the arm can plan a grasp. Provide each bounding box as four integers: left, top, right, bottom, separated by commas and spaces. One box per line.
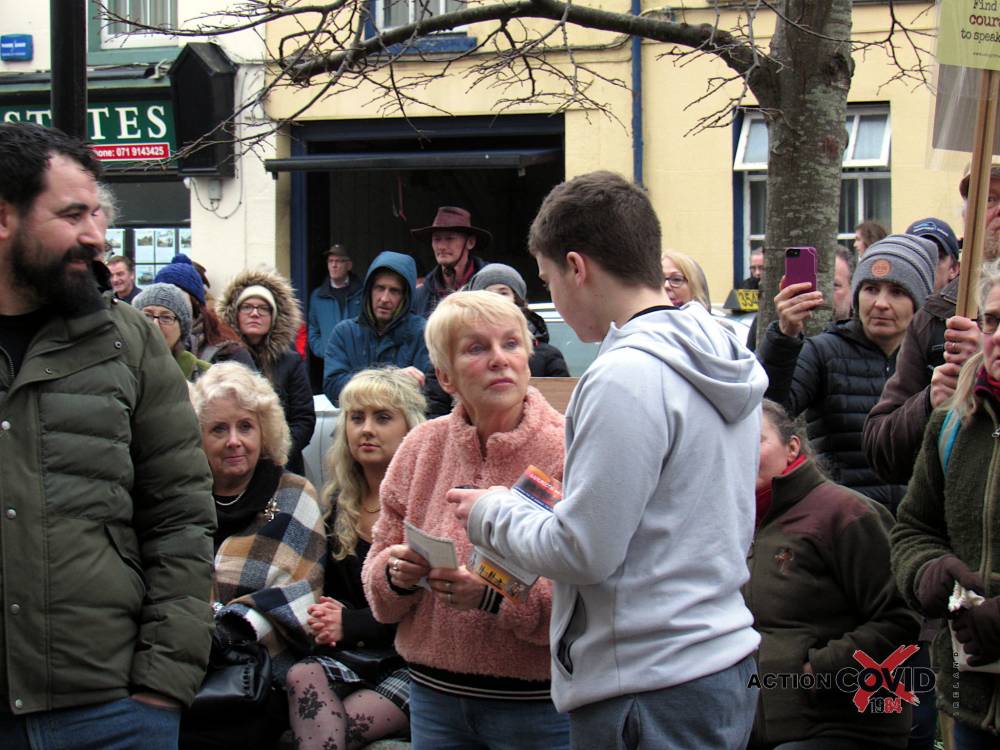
862, 278, 955, 485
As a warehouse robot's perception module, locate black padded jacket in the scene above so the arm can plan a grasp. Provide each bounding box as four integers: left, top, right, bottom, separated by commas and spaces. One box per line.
757, 318, 906, 514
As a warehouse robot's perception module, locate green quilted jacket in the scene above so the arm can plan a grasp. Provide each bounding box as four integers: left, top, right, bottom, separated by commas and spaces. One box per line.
891, 402, 1000, 735
0, 295, 216, 713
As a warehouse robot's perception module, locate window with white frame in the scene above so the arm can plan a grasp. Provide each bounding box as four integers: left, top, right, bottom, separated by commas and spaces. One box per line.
734, 106, 891, 258
374, 0, 465, 30
99, 0, 177, 49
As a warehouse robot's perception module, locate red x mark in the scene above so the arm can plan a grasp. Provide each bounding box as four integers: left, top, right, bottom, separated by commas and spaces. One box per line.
851, 645, 920, 712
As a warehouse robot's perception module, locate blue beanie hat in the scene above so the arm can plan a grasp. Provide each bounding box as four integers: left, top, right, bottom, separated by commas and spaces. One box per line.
154, 254, 205, 306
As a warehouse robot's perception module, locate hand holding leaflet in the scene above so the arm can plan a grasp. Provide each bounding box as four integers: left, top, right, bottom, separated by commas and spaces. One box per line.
468, 466, 561, 602
404, 521, 458, 591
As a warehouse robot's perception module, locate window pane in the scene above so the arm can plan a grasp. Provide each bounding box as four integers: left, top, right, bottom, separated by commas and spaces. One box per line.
412, 0, 432, 19
384, 0, 410, 27
749, 180, 767, 236
863, 177, 892, 228
444, 0, 463, 12
106, 0, 129, 35
146, 0, 173, 28
745, 120, 768, 165
839, 179, 858, 235
854, 114, 888, 161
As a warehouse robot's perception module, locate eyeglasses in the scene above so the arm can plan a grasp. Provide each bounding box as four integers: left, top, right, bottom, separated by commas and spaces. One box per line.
239, 303, 273, 316
664, 275, 688, 289
143, 312, 178, 326
980, 313, 1000, 335
328, 258, 350, 265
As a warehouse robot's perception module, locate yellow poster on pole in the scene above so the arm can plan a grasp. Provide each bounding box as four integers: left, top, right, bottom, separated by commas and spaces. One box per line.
939, 0, 1000, 72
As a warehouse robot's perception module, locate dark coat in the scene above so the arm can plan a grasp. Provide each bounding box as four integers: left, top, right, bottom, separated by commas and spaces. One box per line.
0, 296, 215, 710
218, 269, 317, 475
307, 274, 364, 358
747, 460, 918, 748
863, 278, 955, 485
758, 318, 906, 513
412, 255, 486, 318
322, 252, 430, 405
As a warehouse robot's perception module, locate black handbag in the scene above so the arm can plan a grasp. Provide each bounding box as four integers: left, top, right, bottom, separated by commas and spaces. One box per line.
333, 647, 404, 684
188, 637, 272, 716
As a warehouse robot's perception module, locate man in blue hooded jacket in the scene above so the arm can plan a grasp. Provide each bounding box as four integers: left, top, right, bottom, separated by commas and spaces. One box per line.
322, 251, 430, 404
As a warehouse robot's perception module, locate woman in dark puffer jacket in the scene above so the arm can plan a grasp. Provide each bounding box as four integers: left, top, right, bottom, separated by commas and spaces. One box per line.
218, 268, 316, 475
757, 236, 936, 514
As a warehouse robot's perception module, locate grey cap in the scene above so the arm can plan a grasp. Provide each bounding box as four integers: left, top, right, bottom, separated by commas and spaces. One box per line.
133, 283, 194, 341
852, 234, 936, 311
469, 263, 527, 302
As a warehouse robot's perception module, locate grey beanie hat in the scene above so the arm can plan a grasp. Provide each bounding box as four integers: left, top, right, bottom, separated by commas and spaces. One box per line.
851, 234, 936, 311
469, 263, 528, 302
133, 283, 194, 341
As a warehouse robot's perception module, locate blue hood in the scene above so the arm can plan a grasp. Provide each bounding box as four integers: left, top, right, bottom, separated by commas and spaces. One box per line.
362, 251, 418, 331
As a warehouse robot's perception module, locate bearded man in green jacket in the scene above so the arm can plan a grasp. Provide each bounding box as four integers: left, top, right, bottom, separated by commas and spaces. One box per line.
0, 122, 215, 749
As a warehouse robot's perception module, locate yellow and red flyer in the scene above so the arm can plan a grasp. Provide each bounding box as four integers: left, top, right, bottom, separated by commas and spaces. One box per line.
469, 466, 562, 602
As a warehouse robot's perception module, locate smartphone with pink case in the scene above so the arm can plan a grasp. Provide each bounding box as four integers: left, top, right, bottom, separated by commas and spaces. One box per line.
784, 247, 817, 291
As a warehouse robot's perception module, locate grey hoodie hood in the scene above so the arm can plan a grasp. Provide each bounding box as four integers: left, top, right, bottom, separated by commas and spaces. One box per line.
600, 302, 767, 424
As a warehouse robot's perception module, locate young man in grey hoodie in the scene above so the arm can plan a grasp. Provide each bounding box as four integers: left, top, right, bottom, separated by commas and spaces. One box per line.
450, 171, 768, 749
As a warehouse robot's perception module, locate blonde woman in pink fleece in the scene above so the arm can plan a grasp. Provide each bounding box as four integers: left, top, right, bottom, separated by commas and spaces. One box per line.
362, 291, 570, 749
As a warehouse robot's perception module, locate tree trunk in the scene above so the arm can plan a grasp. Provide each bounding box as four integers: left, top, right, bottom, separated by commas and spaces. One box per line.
755, 0, 854, 344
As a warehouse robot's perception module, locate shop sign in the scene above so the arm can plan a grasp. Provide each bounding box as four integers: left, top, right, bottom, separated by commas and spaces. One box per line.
0, 100, 175, 162
0, 35, 33, 62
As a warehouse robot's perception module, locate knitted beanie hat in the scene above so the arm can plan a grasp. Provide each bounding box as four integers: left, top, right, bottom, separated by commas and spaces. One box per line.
469, 263, 528, 302
851, 234, 936, 311
134, 283, 194, 341
236, 285, 278, 317
154, 254, 206, 306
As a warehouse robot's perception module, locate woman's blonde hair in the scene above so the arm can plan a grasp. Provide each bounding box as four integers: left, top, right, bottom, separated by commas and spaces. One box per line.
662, 249, 711, 311
326, 368, 426, 559
950, 261, 1000, 421
190, 361, 291, 467
424, 290, 534, 375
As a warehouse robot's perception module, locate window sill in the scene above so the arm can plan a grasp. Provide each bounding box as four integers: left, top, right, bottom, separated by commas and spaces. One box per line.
379, 33, 477, 56
87, 46, 180, 66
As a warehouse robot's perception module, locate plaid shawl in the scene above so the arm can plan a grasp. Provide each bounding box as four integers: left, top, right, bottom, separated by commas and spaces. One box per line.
213, 471, 328, 681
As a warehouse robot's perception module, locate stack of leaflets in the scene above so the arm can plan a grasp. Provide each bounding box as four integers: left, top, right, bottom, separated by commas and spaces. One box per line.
404, 521, 457, 590
468, 466, 562, 602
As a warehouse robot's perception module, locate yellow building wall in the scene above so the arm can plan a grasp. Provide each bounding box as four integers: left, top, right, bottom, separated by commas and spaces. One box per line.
265, 1, 967, 304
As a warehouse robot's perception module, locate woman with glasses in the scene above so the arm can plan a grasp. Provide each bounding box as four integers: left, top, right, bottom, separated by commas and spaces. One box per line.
892, 259, 1000, 748
134, 283, 211, 382
219, 269, 316, 475
662, 249, 711, 310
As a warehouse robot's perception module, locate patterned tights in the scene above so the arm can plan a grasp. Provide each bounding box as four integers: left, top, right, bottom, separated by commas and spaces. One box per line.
286, 662, 408, 750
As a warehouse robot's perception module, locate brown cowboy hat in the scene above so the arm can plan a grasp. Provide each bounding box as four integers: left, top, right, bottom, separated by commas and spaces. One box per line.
411, 206, 492, 248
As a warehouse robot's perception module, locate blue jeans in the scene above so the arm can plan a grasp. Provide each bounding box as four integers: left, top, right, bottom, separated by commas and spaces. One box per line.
569, 654, 757, 750
0, 696, 180, 750
953, 720, 998, 750
409, 681, 570, 750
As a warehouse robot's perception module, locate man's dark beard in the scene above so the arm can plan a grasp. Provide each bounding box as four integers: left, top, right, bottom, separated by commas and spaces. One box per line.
10, 235, 105, 318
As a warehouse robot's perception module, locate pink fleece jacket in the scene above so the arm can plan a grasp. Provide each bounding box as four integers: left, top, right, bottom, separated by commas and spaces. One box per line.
362, 387, 565, 682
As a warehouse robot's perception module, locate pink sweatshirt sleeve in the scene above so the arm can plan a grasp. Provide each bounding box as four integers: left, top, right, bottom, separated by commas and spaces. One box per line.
361, 436, 425, 623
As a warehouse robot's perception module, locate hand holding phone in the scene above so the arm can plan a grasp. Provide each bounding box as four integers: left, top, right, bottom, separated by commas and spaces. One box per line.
775, 247, 823, 338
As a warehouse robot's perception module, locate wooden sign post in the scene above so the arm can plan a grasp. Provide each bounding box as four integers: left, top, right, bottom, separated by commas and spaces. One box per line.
957, 70, 1000, 317
937, 0, 1000, 316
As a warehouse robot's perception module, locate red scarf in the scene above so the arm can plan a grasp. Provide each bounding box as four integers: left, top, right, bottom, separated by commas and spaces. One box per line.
974, 366, 1000, 408
755, 454, 808, 529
